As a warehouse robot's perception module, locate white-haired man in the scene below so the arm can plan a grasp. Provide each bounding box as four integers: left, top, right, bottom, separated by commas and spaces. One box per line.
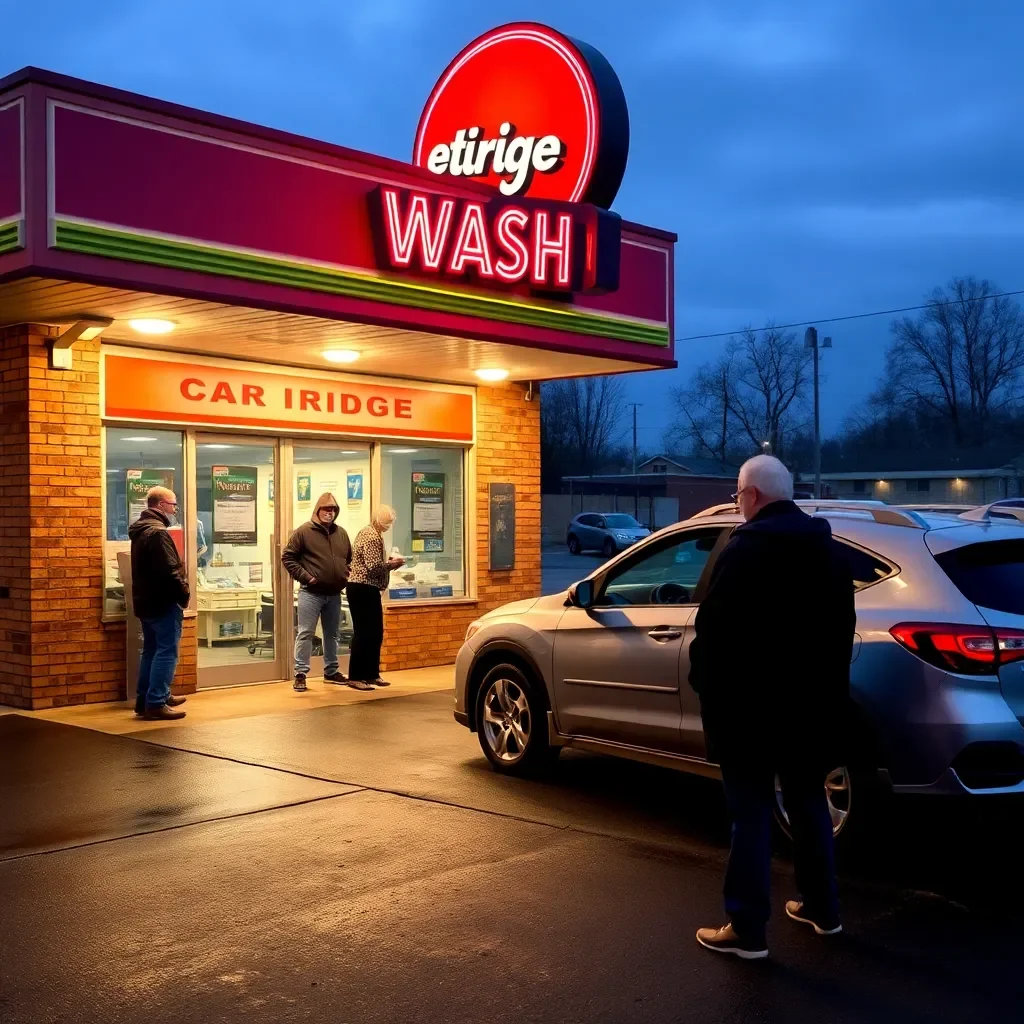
129, 486, 189, 720
689, 455, 855, 959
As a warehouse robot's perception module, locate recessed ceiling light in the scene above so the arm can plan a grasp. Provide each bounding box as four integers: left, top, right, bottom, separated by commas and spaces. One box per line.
127, 318, 176, 335
323, 349, 360, 364
388, 448, 418, 454
203, 444, 235, 450
475, 368, 509, 382
120, 436, 159, 442
340, 450, 360, 455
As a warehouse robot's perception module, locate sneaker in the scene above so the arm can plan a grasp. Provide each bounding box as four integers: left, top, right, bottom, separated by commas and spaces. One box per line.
166, 694, 187, 707
348, 679, 375, 691
695, 923, 768, 960
323, 672, 349, 685
293, 675, 308, 692
371, 677, 391, 688
143, 704, 186, 721
785, 901, 842, 936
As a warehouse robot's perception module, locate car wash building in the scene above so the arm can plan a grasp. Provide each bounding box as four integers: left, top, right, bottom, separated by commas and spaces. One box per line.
0, 22, 676, 708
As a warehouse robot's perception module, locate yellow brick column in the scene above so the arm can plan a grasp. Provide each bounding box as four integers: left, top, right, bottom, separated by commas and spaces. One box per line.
0, 326, 197, 709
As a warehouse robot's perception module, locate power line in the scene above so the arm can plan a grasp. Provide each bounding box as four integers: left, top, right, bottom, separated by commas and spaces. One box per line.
675, 288, 1024, 344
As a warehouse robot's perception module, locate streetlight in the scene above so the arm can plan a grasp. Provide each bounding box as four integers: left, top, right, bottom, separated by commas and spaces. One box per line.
804, 327, 832, 500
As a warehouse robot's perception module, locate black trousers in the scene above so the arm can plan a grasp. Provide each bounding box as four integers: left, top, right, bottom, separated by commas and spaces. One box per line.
721, 764, 839, 941
347, 582, 384, 682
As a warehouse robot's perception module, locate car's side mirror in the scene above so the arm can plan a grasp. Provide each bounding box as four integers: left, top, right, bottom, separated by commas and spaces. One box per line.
571, 579, 596, 609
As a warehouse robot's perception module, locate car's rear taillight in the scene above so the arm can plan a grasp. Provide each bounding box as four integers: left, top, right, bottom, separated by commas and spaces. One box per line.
890, 623, 1024, 674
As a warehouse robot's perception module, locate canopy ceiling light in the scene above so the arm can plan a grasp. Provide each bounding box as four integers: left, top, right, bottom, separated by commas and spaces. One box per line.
475, 368, 509, 382
128, 318, 176, 335
322, 349, 361, 364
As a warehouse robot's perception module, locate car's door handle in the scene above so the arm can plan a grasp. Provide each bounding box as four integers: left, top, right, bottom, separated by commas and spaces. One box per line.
648, 628, 682, 642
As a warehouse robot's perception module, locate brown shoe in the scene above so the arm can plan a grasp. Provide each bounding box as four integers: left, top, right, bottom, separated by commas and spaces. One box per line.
144, 704, 186, 721
323, 672, 349, 684
166, 694, 187, 707
348, 679, 375, 691
371, 677, 391, 687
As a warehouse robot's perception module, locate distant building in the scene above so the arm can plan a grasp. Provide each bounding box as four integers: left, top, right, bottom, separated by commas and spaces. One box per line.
562, 453, 738, 524
800, 449, 1024, 505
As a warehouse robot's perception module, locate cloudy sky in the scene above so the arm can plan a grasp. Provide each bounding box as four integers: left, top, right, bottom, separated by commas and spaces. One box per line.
4, 0, 1023, 449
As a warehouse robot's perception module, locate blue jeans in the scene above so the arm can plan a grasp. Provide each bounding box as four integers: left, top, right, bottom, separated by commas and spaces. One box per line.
136, 605, 184, 711
294, 589, 341, 677
722, 766, 839, 942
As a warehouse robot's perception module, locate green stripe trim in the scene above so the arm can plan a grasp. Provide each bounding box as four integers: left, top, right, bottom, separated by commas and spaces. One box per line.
53, 220, 670, 348
0, 220, 22, 254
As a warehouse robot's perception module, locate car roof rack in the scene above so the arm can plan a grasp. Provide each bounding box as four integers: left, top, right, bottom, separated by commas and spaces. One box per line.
692, 500, 928, 529
958, 502, 1024, 524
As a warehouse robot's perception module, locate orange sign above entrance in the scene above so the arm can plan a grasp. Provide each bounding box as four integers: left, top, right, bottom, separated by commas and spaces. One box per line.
102, 352, 475, 443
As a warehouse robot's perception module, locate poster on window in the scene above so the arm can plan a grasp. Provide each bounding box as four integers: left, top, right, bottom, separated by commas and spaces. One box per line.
411, 472, 445, 553
126, 469, 175, 526
296, 473, 312, 506
347, 472, 363, 504
212, 466, 258, 544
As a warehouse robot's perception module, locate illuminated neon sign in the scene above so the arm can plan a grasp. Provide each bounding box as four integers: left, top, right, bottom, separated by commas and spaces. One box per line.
367, 185, 621, 294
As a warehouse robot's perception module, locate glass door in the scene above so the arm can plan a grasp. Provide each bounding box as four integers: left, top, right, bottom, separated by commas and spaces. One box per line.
289, 443, 372, 677
195, 436, 283, 688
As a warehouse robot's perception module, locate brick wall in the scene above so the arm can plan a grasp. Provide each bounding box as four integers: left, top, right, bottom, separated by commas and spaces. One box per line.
380, 382, 541, 671
0, 327, 538, 706
0, 325, 197, 709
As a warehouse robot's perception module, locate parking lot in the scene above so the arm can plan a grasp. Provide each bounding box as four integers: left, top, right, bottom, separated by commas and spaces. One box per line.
2, 689, 1021, 1024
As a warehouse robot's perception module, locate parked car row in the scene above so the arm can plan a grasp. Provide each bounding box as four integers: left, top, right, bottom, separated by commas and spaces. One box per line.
461, 499, 1024, 845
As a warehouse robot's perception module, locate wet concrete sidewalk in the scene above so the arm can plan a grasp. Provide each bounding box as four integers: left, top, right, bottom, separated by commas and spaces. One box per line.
1, 691, 1019, 1023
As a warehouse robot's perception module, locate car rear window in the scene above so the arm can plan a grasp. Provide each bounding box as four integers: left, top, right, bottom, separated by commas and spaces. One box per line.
835, 541, 895, 590
935, 539, 1024, 615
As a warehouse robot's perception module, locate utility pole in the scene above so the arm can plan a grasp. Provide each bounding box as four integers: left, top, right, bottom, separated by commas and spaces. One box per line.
804, 328, 832, 499
627, 402, 643, 523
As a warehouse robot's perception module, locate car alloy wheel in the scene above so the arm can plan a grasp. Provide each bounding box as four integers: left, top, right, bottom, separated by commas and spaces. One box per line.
774, 766, 852, 838
567, 535, 581, 555
481, 677, 532, 764
602, 538, 616, 558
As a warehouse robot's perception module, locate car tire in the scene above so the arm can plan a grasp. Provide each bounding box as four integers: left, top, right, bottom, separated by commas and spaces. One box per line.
567, 535, 581, 555
475, 662, 556, 776
773, 764, 879, 853
602, 537, 616, 558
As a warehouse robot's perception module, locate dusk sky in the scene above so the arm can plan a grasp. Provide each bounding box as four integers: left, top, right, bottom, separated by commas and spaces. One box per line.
4, 0, 1023, 451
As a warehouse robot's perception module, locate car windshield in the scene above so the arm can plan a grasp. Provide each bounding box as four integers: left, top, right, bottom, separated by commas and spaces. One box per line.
935, 540, 1024, 615
603, 515, 641, 528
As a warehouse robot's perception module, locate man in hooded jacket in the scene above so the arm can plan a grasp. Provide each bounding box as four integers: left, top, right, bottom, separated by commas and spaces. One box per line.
689, 455, 856, 960
282, 493, 353, 692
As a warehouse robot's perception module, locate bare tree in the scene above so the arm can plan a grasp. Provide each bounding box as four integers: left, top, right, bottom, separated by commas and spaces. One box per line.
666, 325, 811, 461
541, 376, 626, 485
886, 277, 1024, 445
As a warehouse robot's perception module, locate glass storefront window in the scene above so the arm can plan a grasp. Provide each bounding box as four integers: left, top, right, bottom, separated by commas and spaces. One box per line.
103, 427, 186, 618
380, 446, 466, 601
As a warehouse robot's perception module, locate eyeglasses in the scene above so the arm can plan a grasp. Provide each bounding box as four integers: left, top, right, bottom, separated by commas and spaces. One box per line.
730, 487, 752, 502
160, 500, 179, 510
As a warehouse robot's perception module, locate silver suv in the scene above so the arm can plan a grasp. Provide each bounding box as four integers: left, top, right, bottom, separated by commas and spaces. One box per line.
566, 512, 651, 558
455, 501, 1024, 840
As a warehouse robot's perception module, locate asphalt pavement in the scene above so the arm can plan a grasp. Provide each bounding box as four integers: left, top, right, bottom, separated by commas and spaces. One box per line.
1, 692, 1019, 1024
542, 544, 604, 595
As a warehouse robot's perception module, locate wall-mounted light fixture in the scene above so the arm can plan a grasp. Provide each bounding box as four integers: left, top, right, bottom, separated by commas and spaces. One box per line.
49, 317, 114, 370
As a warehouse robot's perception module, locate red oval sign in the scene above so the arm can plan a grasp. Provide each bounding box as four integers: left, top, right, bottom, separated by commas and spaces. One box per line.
414, 22, 629, 209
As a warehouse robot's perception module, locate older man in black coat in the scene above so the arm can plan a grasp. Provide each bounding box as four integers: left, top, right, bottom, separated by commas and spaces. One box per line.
689, 455, 856, 959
